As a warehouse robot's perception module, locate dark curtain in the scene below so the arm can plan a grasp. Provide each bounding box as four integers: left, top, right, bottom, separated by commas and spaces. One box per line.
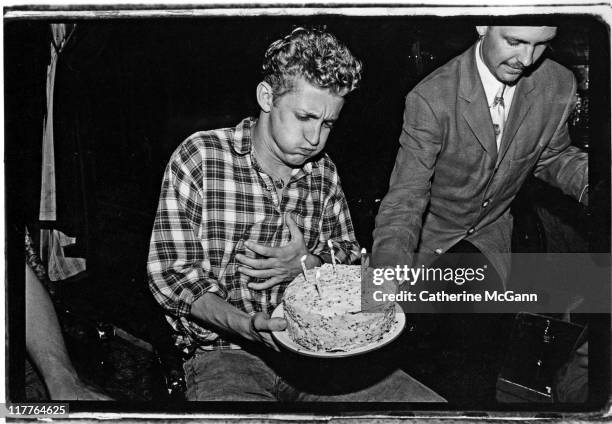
50, 24, 112, 259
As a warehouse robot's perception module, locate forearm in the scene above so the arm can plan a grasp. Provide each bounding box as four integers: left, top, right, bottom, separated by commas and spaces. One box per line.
534, 75, 588, 204
25, 265, 79, 390
534, 145, 588, 204
372, 140, 434, 267
373, 90, 439, 267
189, 292, 253, 341
190, 292, 286, 351
372, 187, 428, 267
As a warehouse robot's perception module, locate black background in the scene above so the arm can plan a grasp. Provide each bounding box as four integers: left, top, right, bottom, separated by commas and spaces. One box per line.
5, 13, 610, 409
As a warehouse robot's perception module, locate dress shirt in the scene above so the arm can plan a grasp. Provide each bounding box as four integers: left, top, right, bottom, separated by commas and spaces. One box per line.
475, 40, 516, 148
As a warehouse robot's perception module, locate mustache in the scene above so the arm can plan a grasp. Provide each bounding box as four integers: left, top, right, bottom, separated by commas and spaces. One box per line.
505, 62, 526, 71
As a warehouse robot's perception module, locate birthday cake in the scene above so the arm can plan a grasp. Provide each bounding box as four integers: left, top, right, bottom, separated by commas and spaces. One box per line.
282, 264, 396, 352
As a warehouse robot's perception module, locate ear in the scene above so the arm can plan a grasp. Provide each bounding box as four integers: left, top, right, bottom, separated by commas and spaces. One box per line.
475, 26, 488, 37
256, 81, 274, 113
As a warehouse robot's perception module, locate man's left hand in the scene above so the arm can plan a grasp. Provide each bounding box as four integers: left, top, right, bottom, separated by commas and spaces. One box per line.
236, 215, 320, 290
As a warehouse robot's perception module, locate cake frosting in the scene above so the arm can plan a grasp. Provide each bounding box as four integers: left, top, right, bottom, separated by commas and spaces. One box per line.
282, 264, 396, 352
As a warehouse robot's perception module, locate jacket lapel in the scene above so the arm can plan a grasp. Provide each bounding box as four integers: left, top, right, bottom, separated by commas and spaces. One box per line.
496, 76, 536, 164
459, 44, 498, 160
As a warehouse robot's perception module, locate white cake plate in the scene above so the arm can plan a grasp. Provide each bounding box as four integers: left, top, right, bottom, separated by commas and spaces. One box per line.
271, 303, 405, 358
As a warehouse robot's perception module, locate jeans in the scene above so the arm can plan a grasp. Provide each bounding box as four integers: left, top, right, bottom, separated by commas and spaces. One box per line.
183, 346, 445, 402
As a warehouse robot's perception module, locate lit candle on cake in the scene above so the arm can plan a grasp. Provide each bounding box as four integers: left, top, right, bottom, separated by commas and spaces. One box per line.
315, 269, 322, 298
327, 239, 337, 272
360, 248, 367, 280
300, 255, 309, 282
301, 254, 321, 298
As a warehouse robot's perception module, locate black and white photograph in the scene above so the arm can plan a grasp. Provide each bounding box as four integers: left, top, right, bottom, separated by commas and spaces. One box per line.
3, 1, 611, 420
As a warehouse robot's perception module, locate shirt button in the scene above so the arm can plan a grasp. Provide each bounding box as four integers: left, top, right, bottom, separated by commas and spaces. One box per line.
482, 199, 490, 208
467, 227, 475, 235
435, 248, 443, 254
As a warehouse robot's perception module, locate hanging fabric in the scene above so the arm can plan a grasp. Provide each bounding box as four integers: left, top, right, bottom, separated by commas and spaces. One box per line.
39, 24, 74, 221
39, 23, 86, 280
42, 228, 86, 281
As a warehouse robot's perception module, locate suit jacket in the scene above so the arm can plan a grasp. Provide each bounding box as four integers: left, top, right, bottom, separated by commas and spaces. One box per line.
372, 43, 588, 283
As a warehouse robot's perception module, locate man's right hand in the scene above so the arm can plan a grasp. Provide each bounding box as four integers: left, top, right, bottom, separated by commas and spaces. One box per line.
190, 293, 288, 351
244, 312, 287, 351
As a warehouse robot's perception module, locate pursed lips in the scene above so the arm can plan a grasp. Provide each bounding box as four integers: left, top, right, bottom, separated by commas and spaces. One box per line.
504, 62, 525, 73
298, 148, 317, 155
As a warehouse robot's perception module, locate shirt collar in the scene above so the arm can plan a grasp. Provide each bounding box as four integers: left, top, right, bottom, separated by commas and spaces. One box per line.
230, 117, 255, 155
231, 117, 315, 175
475, 39, 516, 109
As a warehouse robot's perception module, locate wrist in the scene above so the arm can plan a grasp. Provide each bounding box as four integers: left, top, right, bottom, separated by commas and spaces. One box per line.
243, 314, 258, 340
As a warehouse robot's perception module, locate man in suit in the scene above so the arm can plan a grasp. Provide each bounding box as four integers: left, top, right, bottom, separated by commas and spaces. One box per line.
373, 25, 587, 286
372, 26, 588, 403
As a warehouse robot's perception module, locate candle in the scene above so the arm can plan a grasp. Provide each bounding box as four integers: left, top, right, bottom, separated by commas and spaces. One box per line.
327, 240, 337, 271
360, 247, 367, 280
301, 255, 321, 298
300, 255, 309, 282
314, 269, 322, 298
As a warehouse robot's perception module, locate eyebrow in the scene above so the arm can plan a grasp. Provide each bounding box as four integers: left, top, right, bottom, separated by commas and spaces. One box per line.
297, 111, 321, 119
505, 35, 555, 45
296, 110, 338, 122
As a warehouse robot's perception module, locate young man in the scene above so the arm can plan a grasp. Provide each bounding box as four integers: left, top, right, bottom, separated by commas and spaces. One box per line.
148, 27, 443, 402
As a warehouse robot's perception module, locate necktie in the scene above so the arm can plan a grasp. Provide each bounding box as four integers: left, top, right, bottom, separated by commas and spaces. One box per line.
491, 84, 506, 150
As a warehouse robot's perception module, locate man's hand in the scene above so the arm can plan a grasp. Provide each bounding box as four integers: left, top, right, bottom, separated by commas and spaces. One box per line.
190, 293, 288, 351
243, 312, 287, 351
236, 215, 320, 290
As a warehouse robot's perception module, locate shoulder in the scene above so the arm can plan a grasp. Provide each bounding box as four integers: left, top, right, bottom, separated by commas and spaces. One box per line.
315, 153, 339, 177
410, 49, 466, 99
316, 153, 338, 172
164, 126, 238, 188
169, 126, 236, 169
534, 58, 574, 81
311, 153, 343, 190
400, 49, 467, 121
529, 58, 576, 94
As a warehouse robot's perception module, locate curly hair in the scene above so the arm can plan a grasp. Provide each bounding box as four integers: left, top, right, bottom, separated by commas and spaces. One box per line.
262, 27, 363, 100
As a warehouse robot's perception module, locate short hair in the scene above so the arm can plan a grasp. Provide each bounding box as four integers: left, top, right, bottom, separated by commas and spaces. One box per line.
262, 27, 363, 99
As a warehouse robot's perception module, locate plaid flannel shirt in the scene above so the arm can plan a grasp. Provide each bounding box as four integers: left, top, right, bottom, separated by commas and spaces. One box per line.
147, 118, 360, 351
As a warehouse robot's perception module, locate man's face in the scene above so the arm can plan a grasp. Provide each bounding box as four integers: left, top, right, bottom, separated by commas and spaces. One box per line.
267, 77, 345, 167
477, 26, 557, 85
